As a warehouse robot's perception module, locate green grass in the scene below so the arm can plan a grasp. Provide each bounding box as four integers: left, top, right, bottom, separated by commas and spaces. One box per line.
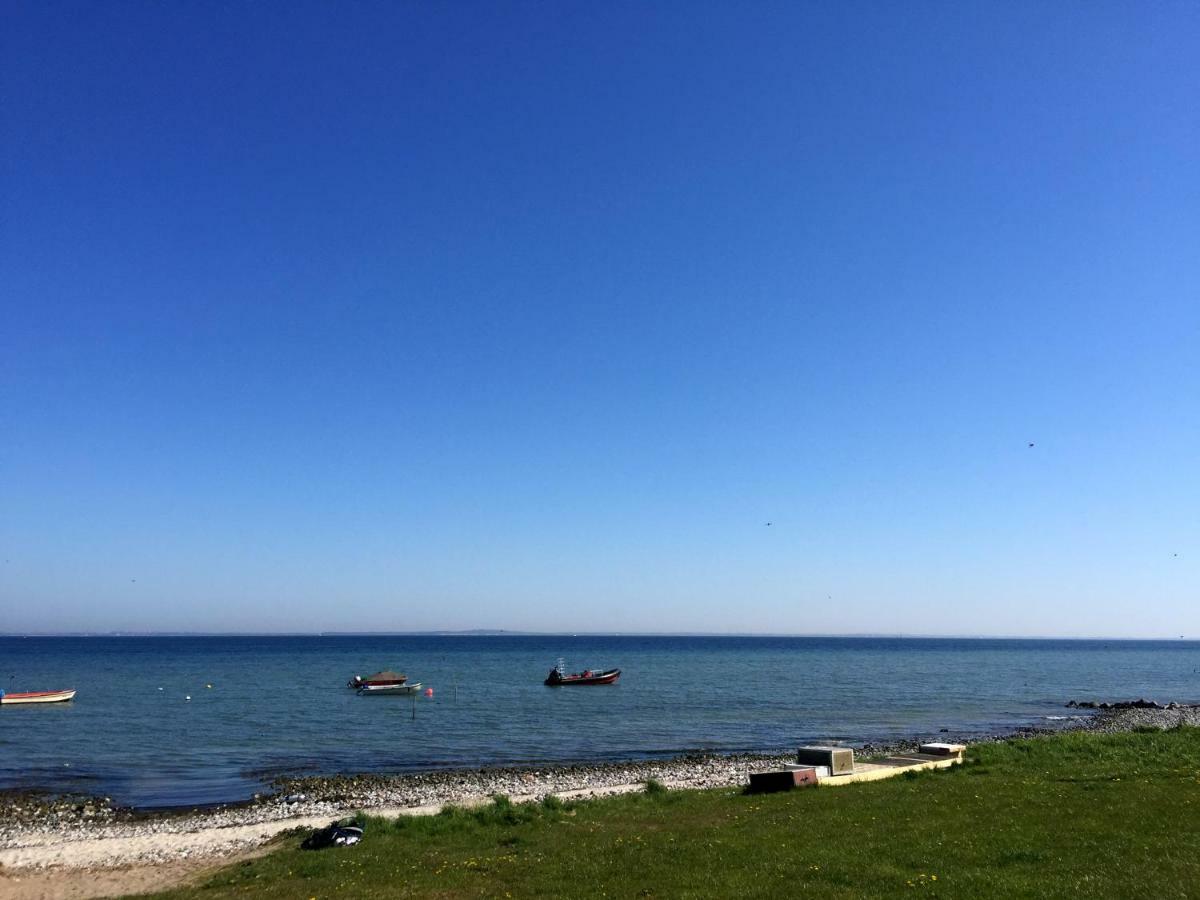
144, 728, 1200, 899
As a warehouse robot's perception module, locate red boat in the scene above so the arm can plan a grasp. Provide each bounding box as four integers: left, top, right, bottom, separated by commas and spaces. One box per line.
544, 661, 621, 686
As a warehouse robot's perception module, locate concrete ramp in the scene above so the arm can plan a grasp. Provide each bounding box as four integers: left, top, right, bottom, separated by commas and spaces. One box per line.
749, 743, 965, 791
816, 754, 962, 787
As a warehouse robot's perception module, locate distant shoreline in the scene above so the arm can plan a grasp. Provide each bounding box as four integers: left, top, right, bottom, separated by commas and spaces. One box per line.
2, 631, 1195, 640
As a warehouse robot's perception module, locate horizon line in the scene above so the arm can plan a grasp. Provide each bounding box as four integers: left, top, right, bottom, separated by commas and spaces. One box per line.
0, 630, 1192, 642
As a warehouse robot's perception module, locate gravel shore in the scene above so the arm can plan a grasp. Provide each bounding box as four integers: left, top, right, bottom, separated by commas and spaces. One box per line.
1, 702, 1195, 875
1077, 702, 1200, 733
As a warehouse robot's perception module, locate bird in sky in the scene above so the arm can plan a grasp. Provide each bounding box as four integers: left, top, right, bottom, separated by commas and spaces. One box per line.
1028, 442, 1035, 448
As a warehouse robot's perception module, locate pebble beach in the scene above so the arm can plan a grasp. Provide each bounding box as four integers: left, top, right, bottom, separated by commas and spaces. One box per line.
3, 702, 1197, 878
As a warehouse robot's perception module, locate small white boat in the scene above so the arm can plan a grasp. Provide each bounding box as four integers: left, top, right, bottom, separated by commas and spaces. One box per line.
0, 689, 76, 705
357, 682, 422, 696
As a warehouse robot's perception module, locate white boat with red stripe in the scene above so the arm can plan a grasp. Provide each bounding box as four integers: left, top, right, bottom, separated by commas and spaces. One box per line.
0, 689, 77, 705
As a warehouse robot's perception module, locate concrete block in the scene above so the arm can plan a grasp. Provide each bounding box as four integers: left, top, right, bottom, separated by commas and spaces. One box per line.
748, 767, 819, 793
786, 763, 830, 778
919, 743, 966, 758
797, 746, 855, 775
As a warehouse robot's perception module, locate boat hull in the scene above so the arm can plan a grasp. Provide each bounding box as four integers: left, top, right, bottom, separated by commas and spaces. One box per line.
349, 671, 408, 689
1, 689, 76, 705
357, 682, 423, 696
545, 669, 620, 686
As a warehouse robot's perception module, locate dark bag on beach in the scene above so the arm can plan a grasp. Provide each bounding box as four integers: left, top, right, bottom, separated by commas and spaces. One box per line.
302, 819, 364, 850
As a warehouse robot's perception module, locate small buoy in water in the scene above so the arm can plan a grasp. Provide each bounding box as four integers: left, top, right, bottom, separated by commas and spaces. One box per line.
424, 687, 433, 697
158, 687, 163, 691
206, 684, 212, 689
185, 695, 191, 701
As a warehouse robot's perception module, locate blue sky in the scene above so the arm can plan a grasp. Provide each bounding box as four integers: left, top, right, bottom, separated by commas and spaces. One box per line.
2, 2, 1197, 636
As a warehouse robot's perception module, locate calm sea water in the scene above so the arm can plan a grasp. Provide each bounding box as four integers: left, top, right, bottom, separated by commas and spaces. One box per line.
1, 635, 1197, 807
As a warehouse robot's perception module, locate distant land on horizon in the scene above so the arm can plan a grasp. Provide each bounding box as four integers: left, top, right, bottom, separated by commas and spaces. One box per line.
0, 630, 1192, 641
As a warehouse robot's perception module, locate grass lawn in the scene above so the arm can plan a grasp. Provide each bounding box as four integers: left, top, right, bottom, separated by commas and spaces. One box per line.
145, 728, 1200, 899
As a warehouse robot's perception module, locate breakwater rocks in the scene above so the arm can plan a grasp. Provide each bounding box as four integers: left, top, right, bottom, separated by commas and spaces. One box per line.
1067, 698, 1194, 710
1079, 702, 1200, 734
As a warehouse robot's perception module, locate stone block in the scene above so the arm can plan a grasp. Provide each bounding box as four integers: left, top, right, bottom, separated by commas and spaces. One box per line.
919, 743, 966, 758
748, 767, 819, 793
786, 763, 830, 778
796, 746, 854, 775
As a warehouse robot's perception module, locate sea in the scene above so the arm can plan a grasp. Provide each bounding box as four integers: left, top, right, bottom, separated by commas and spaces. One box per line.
1, 635, 1197, 808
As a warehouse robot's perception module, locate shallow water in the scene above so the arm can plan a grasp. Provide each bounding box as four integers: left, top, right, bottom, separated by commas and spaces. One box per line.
1, 635, 1197, 807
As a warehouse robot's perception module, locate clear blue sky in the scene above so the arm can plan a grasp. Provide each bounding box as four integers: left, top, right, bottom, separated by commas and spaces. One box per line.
2, 2, 1197, 636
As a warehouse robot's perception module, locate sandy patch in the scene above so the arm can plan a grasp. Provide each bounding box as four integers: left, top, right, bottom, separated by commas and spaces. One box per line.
0, 850, 267, 900
0, 783, 658, 899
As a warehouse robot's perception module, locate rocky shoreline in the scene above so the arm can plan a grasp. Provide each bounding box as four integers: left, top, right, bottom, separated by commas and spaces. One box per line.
2, 702, 1197, 871
1074, 700, 1200, 733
